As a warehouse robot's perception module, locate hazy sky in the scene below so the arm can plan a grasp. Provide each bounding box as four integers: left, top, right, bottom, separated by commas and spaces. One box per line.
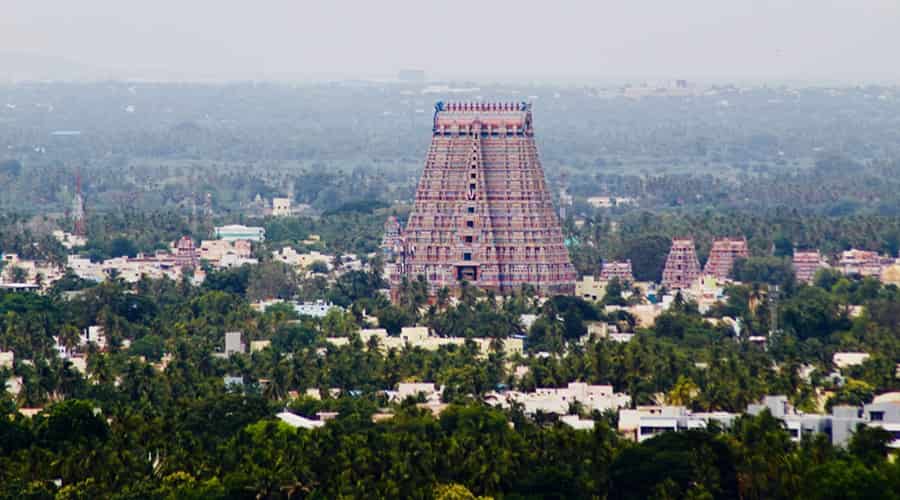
3, 0, 899, 82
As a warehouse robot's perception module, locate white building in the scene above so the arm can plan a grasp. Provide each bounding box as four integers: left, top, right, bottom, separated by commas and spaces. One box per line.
276, 411, 326, 429
199, 239, 253, 267
833, 352, 871, 369
488, 382, 630, 415
80, 326, 107, 350
274, 248, 333, 272
295, 300, 339, 318
214, 225, 265, 242
272, 198, 292, 217
0, 351, 13, 369
326, 326, 523, 358
52, 230, 87, 249
1, 253, 64, 287
225, 331, 245, 356
67, 256, 105, 282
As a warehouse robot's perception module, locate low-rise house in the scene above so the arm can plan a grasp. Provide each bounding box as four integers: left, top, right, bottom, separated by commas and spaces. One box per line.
559, 414, 597, 431
619, 395, 899, 448
67, 256, 106, 282
326, 326, 523, 358
488, 382, 631, 415
388, 382, 442, 403
1, 253, 64, 287
52, 230, 87, 249
272, 197, 292, 216
225, 331, 245, 356
833, 352, 870, 369
81, 326, 107, 350
575, 276, 606, 302
838, 249, 889, 277
276, 411, 326, 429
605, 303, 666, 327
295, 300, 338, 318
250, 340, 271, 352
274, 248, 334, 272
199, 239, 253, 266
0, 351, 13, 369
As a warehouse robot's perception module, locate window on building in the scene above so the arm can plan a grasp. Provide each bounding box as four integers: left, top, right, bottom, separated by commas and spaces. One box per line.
870, 411, 885, 421
464, 236, 473, 243
463, 253, 472, 261
466, 220, 474, 228
467, 206, 475, 213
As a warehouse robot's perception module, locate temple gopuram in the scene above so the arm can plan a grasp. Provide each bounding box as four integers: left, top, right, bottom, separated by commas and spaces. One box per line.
390, 101, 575, 297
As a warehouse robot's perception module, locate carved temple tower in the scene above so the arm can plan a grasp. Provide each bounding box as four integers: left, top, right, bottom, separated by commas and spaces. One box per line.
661, 238, 701, 289
393, 101, 575, 297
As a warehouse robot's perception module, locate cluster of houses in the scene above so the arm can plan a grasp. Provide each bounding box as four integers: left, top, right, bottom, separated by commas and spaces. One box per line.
0, 222, 376, 291
325, 326, 525, 358
267, 376, 900, 449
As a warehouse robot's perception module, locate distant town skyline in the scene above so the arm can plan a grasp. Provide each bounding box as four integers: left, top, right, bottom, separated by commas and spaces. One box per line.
2, 1, 900, 83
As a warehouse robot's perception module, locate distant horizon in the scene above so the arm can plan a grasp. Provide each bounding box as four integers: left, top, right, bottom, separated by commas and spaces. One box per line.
3, 1, 899, 86
2, 51, 898, 88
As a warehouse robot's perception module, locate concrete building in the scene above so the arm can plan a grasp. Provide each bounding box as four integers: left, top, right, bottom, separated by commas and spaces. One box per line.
52, 230, 87, 249
67, 256, 105, 282
199, 239, 253, 266
391, 382, 441, 402
576, 275, 606, 302
81, 326, 107, 350
272, 197, 292, 217
225, 331, 245, 356
0, 254, 64, 287
294, 301, 338, 318
250, 340, 271, 353
838, 249, 887, 277
0, 351, 13, 369
214, 224, 265, 242
274, 248, 333, 272
833, 352, 871, 369
619, 395, 900, 448
276, 411, 326, 430
394, 101, 575, 297
881, 264, 900, 287
488, 382, 630, 415
326, 326, 523, 358
619, 405, 738, 442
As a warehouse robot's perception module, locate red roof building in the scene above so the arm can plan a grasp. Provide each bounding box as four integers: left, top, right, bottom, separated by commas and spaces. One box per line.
393, 102, 575, 296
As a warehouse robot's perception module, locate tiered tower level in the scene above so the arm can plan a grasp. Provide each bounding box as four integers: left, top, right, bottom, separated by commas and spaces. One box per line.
396, 101, 575, 296
661, 238, 701, 289
704, 237, 749, 280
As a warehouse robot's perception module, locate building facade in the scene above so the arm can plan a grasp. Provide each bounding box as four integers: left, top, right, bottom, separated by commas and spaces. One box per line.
393, 102, 575, 296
